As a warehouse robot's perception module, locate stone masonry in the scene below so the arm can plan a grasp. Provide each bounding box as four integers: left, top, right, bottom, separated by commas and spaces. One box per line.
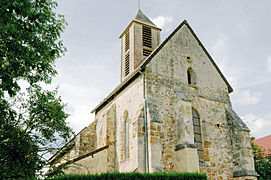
49, 10, 258, 180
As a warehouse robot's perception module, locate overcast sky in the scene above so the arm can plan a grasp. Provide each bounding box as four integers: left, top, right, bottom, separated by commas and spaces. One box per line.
53, 0, 271, 139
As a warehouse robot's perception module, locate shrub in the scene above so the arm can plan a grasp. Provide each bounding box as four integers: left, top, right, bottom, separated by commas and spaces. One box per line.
48, 172, 207, 180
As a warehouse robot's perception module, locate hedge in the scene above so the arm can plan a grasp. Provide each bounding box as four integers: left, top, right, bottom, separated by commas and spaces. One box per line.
48, 172, 207, 180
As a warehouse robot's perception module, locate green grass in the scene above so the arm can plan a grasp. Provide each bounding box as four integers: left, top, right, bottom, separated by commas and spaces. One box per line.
48, 172, 207, 180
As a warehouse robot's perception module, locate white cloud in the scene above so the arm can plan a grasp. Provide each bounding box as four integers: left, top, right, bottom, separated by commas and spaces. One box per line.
51, 81, 100, 133
231, 89, 261, 106
151, 15, 173, 29
210, 36, 229, 69
211, 36, 228, 54
241, 113, 271, 138
267, 56, 271, 72
209, 36, 233, 81
67, 103, 95, 133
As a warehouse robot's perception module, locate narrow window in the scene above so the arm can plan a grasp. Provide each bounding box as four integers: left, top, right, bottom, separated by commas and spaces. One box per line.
125, 30, 130, 52
121, 111, 129, 161
187, 69, 192, 84
192, 108, 203, 160
125, 114, 129, 159
187, 68, 196, 85
125, 53, 130, 76
142, 25, 152, 57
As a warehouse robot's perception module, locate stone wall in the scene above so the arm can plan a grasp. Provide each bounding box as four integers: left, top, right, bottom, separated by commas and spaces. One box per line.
50, 76, 145, 174
64, 149, 108, 174
94, 76, 144, 172
50, 22, 257, 180
144, 23, 256, 179
51, 121, 98, 167
79, 120, 98, 156
226, 108, 258, 179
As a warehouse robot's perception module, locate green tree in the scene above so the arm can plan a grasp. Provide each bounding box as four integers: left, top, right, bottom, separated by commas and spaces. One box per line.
0, 0, 66, 97
0, 0, 73, 179
251, 137, 271, 180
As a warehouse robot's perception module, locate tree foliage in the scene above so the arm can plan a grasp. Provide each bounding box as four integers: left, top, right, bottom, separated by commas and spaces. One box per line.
0, 87, 72, 179
0, 0, 66, 97
251, 137, 271, 180
0, 0, 73, 179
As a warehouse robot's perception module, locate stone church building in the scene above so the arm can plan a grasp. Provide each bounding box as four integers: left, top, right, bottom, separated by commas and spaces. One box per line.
49, 10, 258, 179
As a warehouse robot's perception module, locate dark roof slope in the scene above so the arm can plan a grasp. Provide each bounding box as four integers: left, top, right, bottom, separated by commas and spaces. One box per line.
133, 9, 158, 28
91, 20, 233, 113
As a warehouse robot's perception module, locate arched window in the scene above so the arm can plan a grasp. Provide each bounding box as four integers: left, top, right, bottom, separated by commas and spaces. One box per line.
187, 68, 196, 85
192, 108, 203, 160
125, 114, 129, 159
123, 111, 129, 160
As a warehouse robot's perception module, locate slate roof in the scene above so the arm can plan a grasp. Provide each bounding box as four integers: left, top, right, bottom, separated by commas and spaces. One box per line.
254, 134, 271, 154
133, 9, 158, 28
119, 10, 160, 38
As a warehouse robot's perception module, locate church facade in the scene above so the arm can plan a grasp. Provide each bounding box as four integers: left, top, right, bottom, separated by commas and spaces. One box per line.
49, 10, 258, 180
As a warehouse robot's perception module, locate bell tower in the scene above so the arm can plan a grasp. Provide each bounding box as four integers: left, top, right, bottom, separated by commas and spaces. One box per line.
120, 9, 161, 82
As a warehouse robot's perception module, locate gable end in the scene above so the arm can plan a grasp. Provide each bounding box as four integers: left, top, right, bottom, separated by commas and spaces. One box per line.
138, 20, 233, 93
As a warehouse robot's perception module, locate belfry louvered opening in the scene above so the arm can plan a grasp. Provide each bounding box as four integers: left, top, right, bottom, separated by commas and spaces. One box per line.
125, 53, 130, 76
125, 30, 130, 52
142, 25, 152, 56
143, 49, 152, 56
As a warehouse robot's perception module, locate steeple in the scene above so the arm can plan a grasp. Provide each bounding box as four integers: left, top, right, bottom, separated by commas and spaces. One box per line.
120, 10, 161, 82
133, 9, 158, 28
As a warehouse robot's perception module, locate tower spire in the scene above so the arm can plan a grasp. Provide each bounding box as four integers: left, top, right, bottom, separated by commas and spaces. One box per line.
119, 9, 161, 82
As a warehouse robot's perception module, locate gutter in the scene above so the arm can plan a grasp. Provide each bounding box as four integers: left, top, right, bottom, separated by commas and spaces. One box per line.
139, 68, 149, 173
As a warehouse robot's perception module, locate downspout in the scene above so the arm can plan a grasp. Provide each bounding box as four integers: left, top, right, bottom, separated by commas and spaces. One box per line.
139, 68, 149, 173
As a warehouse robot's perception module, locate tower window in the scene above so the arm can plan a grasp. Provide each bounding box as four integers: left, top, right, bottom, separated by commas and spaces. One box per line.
125, 53, 130, 76
142, 25, 152, 56
142, 26, 152, 48
192, 108, 203, 160
125, 30, 130, 52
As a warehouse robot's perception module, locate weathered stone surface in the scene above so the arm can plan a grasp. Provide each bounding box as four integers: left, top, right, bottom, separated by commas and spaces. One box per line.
174, 90, 192, 102
226, 108, 250, 132
175, 147, 199, 172
233, 170, 259, 177
64, 149, 108, 174
49, 12, 257, 180
175, 142, 197, 151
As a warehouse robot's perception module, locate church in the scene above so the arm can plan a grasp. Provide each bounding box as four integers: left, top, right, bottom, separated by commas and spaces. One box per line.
49, 9, 258, 179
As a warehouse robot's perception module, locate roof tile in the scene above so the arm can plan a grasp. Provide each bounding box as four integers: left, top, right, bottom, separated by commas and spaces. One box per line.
254, 134, 271, 154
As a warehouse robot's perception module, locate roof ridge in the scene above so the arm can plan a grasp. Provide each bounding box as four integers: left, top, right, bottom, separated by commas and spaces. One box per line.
255, 134, 271, 141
